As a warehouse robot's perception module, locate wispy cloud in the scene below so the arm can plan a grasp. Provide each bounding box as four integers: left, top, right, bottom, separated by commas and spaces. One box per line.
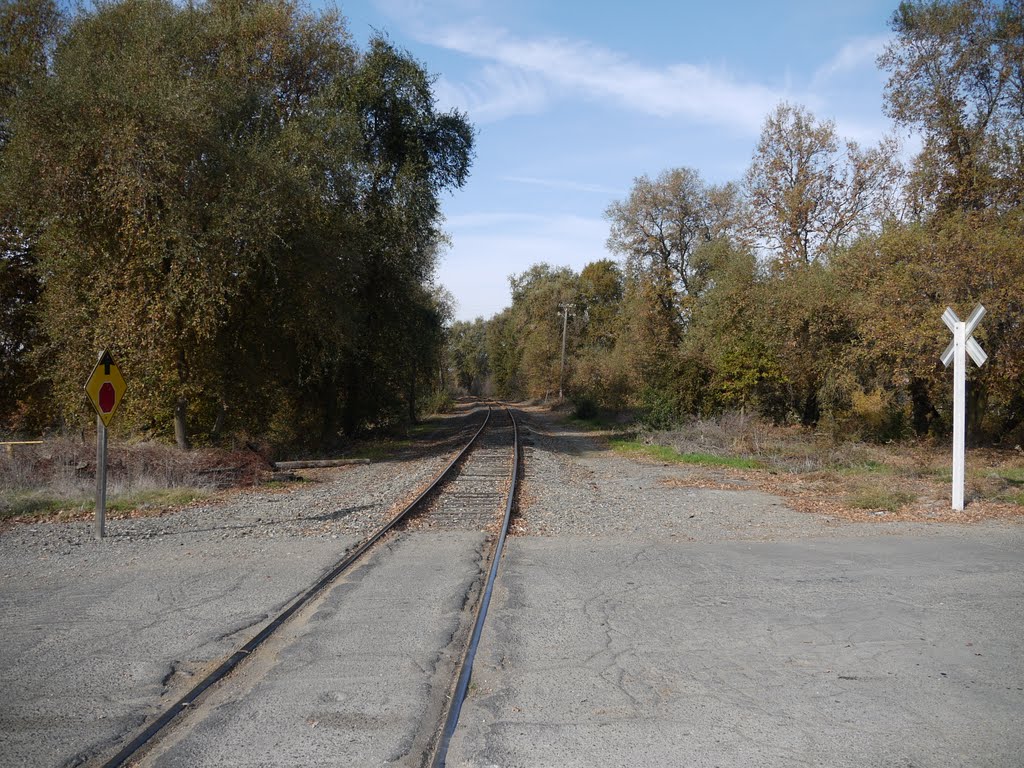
813, 34, 891, 86
428, 23, 784, 132
434, 65, 548, 122
502, 176, 623, 195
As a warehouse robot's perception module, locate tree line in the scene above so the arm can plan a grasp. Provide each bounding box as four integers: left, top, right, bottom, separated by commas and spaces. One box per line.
448, 0, 1023, 443
0, 0, 473, 448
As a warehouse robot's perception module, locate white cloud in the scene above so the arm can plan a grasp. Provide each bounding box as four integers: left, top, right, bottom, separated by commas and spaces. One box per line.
438, 212, 611, 320
428, 23, 783, 132
434, 65, 548, 122
813, 34, 891, 86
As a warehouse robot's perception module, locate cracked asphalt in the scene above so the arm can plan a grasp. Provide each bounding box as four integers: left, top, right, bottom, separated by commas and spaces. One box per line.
447, 532, 1024, 767
1, 404, 1021, 767
0, 535, 354, 767
445, 410, 1024, 767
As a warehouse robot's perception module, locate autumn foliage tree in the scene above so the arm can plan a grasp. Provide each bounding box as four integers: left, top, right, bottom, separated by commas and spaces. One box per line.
460, 0, 1021, 443
880, 0, 1024, 214
0, 0, 472, 447
744, 102, 902, 267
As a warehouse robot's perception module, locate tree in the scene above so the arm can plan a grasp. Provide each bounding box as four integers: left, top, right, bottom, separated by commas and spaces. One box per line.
744, 102, 901, 267
835, 211, 1024, 439
0, 0, 61, 431
0, 0, 60, 144
485, 308, 521, 399
576, 259, 623, 349
880, 0, 1024, 214
448, 318, 490, 394
506, 264, 579, 400
605, 168, 737, 324
0, 0, 473, 447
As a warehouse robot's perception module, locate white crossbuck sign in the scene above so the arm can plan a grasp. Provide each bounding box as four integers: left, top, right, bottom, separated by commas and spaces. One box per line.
940, 305, 987, 511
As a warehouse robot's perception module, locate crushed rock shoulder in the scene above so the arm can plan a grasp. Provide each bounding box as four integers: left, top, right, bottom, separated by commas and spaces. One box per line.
512, 407, 1005, 542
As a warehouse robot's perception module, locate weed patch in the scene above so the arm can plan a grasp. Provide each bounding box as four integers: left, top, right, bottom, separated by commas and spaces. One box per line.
0, 492, 84, 519
610, 440, 762, 469
346, 439, 411, 462
566, 409, 1024, 524
0, 437, 263, 524
567, 415, 614, 432
105, 488, 210, 513
846, 487, 917, 513
992, 467, 1024, 485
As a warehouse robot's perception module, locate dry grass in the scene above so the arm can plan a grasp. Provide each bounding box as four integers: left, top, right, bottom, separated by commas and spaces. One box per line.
618, 413, 1024, 525
0, 437, 271, 523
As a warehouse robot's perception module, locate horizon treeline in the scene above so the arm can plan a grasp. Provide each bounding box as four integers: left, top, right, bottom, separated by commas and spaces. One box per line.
0, 0, 473, 448
448, 0, 1023, 443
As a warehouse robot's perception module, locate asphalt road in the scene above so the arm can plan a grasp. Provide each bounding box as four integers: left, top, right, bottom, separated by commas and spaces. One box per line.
448, 528, 1024, 768
0, 535, 353, 767
2, 414, 1022, 768
141, 531, 488, 768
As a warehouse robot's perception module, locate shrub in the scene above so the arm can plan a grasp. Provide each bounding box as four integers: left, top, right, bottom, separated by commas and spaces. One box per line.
572, 396, 598, 420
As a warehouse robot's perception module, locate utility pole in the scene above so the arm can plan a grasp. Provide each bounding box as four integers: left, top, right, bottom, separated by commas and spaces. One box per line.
558, 303, 574, 401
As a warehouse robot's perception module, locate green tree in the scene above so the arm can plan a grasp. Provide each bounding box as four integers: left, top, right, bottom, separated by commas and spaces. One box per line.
485, 307, 521, 399
684, 243, 786, 416
337, 37, 472, 435
567, 259, 630, 412
506, 264, 579, 400
576, 258, 623, 349
0, 0, 61, 431
605, 168, 737, 324
836, 211, 1024, 439
448, 317, 490, 394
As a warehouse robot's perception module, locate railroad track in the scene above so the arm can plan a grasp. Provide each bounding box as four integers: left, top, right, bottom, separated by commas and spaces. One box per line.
98, 403, 520, 768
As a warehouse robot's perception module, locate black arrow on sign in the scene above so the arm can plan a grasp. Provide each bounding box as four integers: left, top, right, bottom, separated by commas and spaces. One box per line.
100, 350, 114, 376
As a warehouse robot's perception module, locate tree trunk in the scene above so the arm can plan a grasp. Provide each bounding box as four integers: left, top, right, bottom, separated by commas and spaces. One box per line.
341, 369, 358, 437
408, 359, 418, 425
967, 379, 986, 446
321, 378, 339, 446
173, 331, 190, 450
800, 390, 820, 426
174, 397, 190, 450
910, 378, 937, 437
210, 401, 226, 442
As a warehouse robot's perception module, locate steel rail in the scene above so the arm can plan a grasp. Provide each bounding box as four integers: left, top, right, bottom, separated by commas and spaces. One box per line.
100, 406, 493, 768
429, 406, 520, 768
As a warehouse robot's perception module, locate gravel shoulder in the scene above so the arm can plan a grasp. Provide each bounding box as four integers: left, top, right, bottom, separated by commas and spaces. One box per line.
512, 406, 985, 541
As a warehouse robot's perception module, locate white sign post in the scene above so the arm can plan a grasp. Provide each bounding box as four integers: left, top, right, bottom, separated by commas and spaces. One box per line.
940, 305, 987, 511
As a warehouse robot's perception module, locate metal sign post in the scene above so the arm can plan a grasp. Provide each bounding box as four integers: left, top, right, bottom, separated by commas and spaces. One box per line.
940, 305, 987, 511
84, 350, 127, 539
95, 415, 107, 539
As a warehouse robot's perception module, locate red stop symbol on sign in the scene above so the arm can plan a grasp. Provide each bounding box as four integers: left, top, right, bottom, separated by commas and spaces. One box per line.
99, 382, 115, 413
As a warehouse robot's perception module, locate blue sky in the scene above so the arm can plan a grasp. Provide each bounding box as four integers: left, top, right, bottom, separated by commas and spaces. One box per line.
334, 0, 903, 321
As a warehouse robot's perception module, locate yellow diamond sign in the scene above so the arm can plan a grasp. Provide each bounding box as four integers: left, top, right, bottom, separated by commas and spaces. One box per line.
85, 350, 127, 426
